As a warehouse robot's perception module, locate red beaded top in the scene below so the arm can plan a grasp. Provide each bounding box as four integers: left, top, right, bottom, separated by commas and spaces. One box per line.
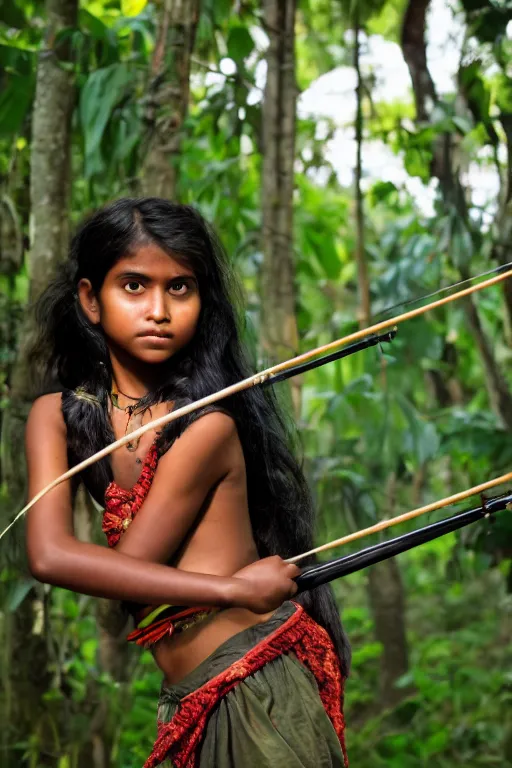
102, 443, 159, 547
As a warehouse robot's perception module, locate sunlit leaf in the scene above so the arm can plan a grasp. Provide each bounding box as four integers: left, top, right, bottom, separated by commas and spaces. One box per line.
121, 0, 147, 18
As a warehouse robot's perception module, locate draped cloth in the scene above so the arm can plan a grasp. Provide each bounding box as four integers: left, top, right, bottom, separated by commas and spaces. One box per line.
144, 601, 348, 768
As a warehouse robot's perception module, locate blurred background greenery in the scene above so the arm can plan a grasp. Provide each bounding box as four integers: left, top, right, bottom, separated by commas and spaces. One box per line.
1, 0, 511, 765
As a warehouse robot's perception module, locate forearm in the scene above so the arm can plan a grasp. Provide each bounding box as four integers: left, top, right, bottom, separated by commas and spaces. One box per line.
30, 537, 246, 608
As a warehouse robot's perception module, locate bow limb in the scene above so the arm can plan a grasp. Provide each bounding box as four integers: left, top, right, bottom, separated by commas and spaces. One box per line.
286, 470, 512, 564
1, 267, 512, 542
294, 492, 512, 591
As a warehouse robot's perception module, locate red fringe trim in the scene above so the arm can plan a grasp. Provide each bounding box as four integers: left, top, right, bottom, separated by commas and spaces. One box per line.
144, 604, 348, 768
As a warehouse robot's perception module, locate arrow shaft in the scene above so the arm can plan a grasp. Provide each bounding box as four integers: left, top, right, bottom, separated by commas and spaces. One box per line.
286, 470, 512, 563
294, 493, 511, 592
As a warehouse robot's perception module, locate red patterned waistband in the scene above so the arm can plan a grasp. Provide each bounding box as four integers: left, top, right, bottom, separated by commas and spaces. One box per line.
127, 607, 214, 649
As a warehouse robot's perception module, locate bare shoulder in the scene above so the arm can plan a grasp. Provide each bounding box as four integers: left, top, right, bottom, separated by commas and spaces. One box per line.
157, 409, 240, 475
26, 392, 66, 441
185, 410, 238, 442
25, 393, 70, 497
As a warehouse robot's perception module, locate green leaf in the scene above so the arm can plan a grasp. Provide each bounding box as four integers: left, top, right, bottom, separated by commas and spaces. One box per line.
368, 180, 398, 206
79, 62, 133, 177
0, 46, 35, 136
495, 73, 512, 114
226, 26, 254, 62
423, 729, 449, 756
121, 0, 147, 18
81, 638, 97, 664
403, 146, 431, 182
399, 396, 439, 465
0, 0, 26, 28
452, 115, 473, 134
6, 577, 37, 611
303, 229, 341, 280
352, 641, 383, 665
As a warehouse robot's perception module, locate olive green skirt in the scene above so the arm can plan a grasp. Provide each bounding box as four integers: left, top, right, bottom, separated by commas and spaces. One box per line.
155, 603, 346, 768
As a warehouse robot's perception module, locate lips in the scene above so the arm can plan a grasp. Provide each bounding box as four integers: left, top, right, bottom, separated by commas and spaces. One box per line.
139, 331, 172, 339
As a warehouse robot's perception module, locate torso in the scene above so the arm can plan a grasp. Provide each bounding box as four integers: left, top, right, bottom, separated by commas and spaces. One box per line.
106, 399, 271, 684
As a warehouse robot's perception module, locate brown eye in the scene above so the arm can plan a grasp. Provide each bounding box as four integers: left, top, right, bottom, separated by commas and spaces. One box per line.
124, 281, 143, 294
170, 281, 189, 295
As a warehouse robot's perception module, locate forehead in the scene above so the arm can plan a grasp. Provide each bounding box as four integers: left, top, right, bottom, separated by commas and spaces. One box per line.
112, 242, 194, 276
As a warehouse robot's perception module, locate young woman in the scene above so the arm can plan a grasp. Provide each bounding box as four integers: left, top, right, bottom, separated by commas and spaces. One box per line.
25, 198, 350, 767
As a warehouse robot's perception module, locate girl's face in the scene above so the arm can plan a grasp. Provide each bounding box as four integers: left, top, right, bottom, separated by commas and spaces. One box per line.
78, 242, 201, 367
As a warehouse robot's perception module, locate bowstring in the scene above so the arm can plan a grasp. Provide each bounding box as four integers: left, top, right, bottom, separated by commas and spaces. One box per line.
373, 261, 512, 321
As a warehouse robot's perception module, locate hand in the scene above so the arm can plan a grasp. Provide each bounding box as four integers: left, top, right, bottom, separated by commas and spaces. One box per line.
231, 556, 301, 614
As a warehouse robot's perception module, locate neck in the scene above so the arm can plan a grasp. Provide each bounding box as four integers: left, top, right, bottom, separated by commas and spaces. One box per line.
108, 346, 165, 399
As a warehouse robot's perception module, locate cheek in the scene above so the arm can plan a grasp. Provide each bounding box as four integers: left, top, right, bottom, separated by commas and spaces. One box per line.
188, 298, 202, 335
178, 298, 201, 339
97, 295, 135, 333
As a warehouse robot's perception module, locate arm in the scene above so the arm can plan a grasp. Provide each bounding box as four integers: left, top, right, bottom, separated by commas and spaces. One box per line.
25, 396, 298, 611
113, 410, 241, 563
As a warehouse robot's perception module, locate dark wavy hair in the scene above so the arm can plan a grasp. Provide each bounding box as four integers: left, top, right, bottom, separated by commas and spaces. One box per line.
30, 197, 350, 673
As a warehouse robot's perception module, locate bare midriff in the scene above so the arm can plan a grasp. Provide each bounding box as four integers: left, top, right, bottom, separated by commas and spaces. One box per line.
108, 406, 273, 685
133, 514, 274, 684
149, 601, 274, 686
125, 499, 271, 684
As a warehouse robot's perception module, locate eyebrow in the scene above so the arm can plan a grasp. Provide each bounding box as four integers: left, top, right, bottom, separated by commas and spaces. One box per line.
116, 271, 197, 283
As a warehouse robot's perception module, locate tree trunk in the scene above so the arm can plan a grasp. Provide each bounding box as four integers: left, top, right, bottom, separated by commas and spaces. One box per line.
401, 0, 451, 184
4, 0, 77, 502
353, 17, 370, 329
27, 0, 76, 308
141, 0, 201, 200
0, 165, 27, 488
426, 341, 464, 407
368, 559, 410, 708
0, 1, 76, 764
491, 115, 512, 337
462, 295, 512, 429
401, 0, 436, 122
260, 0, 300, 415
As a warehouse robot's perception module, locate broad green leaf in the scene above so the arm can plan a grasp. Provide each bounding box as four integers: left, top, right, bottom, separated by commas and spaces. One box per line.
226, 25, 254, 62
79, 62, 133, 177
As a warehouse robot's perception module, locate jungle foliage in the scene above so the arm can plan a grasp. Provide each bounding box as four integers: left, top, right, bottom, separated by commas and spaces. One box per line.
0, 0, 511, 765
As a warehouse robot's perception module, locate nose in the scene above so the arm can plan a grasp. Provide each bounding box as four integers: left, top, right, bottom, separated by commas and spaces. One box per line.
146, 288, 170, 323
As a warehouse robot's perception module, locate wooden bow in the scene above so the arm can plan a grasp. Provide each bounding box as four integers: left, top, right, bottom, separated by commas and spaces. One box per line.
1, 266, 511, 543
286, 470, 512, 563
293, 492, 512, 591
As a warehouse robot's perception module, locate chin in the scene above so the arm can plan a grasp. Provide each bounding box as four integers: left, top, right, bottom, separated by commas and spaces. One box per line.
139, 350, 176, 365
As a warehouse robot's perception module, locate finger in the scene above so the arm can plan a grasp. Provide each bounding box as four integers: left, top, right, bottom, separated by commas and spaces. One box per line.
286, 563, 301, 579
289, 580, 298, 596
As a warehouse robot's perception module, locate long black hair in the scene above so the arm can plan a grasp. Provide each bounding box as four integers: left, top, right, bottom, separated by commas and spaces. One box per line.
30, 198, 350, 674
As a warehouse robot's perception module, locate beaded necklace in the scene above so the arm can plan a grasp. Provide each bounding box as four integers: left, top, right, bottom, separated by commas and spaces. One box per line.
110, 385, 152, 453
